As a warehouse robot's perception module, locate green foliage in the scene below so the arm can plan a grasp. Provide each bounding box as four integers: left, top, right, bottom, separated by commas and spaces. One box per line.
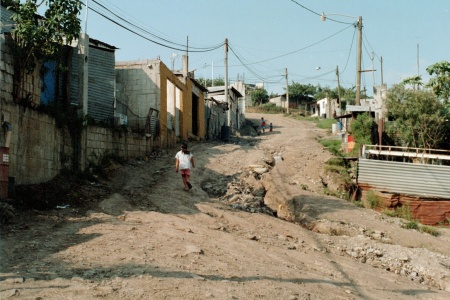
9, 0, 82, 67
194, 77, 224, 88
401, 75, 423, 90
314, 85, 356, 105
366, 190, 380, 209
251, 87, 269, 106
288, 82, 316, 99
403, 220, 419, 230
320, 139, 342, 157
386, 84, 448, 149
426, 61, 450, 102
382, 209, 397, 217
381, 203, 413, 220
349, 113, 374, 156
420, 225, 440, 236
353, 200, 364, 208
396, 202, 413, 220
246, 104, 284, 114
7, 0, 82, 103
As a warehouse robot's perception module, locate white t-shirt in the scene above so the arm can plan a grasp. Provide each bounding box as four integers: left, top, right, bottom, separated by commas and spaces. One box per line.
175, 150, 193, 170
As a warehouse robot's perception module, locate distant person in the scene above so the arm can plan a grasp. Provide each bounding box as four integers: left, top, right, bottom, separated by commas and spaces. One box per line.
261, 117, 266, 133
269, 123, 273, 132
175, 143, 195, 191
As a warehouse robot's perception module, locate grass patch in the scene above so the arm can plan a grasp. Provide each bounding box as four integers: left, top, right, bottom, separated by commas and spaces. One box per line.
246, 104, 285, 114
403, 220, 419, 230
395, 202, 413, 220
353, 200, 364, 208
420, 226, 440, 236
320, 139, 342, 157
382, 209, 398, 217
366, 190, 380, 209
316, 118, 337, 130
381, 203, 413, 220
402, 221, 441, 236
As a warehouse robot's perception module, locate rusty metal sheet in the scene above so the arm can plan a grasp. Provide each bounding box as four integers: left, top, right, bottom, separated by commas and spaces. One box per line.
357, 159, 450, 199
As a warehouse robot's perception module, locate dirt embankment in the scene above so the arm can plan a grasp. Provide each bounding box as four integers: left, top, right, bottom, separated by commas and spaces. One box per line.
1, 113, 449, 299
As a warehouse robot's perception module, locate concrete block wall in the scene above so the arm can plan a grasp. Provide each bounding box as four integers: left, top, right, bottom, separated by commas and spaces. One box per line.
1, 33, 14, 103
83, 126, 154, 168
0, 102, 66, 185
115, 60, 160, 129
1, 34, 41, 105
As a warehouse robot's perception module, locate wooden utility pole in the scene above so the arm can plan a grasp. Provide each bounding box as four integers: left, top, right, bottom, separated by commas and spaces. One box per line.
356, 16, 362, 105
380, 56, 384, 85
285, 68, 289, 114
336, 65, 341, 114
224, 38, 230, 126
186, 36, 189, 77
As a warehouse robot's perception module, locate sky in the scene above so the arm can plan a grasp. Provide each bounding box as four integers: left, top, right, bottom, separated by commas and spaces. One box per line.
45, 0, 450, 95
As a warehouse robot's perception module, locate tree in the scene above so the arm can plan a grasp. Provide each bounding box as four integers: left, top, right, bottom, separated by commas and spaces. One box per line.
426, 61, 450, 102
7, 0, 82, 103
314, 85, 337, 100
287, 82, 316, 99
350, 112, 376, 154
401, 75, 423, 90
251, 87, 269, 106
194, 77, 225, 88
386, 84, 449, 149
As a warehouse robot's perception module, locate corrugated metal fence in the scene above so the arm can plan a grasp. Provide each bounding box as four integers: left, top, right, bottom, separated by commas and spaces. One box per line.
357, 159, 450, 199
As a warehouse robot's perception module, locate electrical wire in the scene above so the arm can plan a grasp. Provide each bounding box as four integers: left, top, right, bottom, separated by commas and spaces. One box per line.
230, 23, 355, 67
288, 0, 354, 25
91, 0, 222, 50
84, 1, 223, 52
229, 45, 285, 84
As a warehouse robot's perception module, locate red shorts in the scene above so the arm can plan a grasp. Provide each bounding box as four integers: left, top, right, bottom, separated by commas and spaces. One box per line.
180, 169, 191, 176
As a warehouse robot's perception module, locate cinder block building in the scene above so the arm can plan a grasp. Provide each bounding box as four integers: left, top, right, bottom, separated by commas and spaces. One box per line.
115, 56, 206, 149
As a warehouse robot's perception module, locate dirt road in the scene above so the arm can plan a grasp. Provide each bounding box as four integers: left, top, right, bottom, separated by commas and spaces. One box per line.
1, 113, 449, 299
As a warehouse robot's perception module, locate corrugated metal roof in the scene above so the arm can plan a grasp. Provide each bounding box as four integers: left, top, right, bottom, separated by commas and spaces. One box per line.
357, 159, 450, 199
1, 5, 15, 34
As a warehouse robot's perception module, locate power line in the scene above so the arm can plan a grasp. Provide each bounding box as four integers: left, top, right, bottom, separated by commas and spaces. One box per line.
84, 1, 223, 52
229, 23, 355, 67
288, 0, 354, 25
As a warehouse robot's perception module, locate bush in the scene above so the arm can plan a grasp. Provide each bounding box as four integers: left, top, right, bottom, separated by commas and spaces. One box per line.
403, 220, 419, 230
366, 190, 380, 209
420, 226, 440, 236
320, 139, 342, 157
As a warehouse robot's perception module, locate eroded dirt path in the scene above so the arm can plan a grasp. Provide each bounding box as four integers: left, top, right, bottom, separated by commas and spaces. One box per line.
1, 113, 449, 299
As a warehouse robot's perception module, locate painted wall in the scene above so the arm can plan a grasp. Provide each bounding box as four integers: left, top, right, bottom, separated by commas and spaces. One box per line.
116, 59, 206, 149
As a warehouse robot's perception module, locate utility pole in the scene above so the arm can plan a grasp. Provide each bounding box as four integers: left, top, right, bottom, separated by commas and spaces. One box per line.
84, 0, 89, 33
285, 68, 289, 114
380, 56, 384, 85
417, 43, 420, 77
186, 36, 189, 77
224, 38, 230, 126
336, 65, 341, 115
356, 16, 362, 106
211, 62, 214, 87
